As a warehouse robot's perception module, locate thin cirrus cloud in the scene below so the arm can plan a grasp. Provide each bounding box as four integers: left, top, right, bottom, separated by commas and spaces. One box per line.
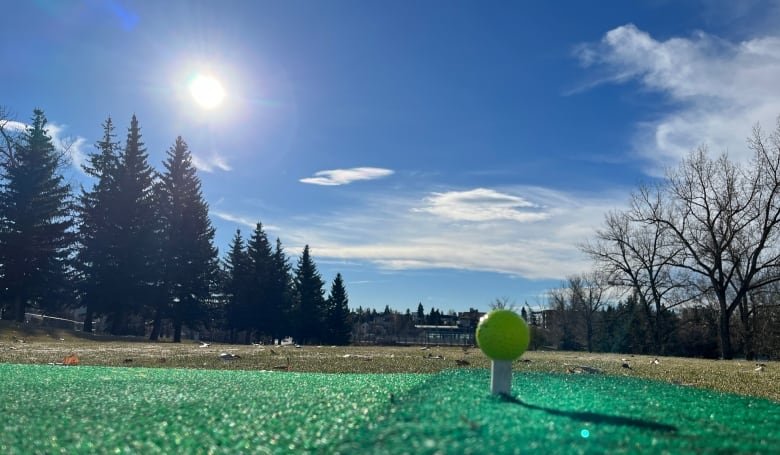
575, 23, 780, 174
299, 167, 394, 186
412, 188, 549, 223
190, 152, 232, 173
212, 211, 272, 230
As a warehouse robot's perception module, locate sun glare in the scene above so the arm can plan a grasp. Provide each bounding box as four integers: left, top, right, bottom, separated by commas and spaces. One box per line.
189, 74, 225, 109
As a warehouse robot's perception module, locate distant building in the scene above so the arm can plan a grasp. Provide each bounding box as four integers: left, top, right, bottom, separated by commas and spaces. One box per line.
457, 308, 484, 330
413, 309, 485, 345
413, 325, 474, 345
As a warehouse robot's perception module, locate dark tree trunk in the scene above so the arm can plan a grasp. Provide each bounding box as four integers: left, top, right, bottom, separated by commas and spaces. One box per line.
652, 307, 663, 356
719, 310, 733, 360
173, 319, 183, 343
110, 309, 128, 336
13, 296, 24, 323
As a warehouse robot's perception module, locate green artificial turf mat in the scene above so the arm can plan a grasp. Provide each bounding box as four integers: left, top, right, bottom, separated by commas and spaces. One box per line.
334, 369, 780, 454
2, 364, 779, 454
0, 364, 425, 454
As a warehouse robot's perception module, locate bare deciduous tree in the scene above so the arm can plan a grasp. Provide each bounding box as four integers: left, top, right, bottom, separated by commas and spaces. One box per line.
568, 272, 610, 353
583, 206, 696, 354
489, 296, 517, 311
631, 121, 780, 359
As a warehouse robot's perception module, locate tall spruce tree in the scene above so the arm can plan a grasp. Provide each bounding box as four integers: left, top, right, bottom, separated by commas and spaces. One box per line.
325, 273, 351, 345
246, 223, 274, 342
108, 115, 160, 335
268, 238, 293, 340
77, 117, 122, 332
0, 109, 74, 321
155, 136, 218, 342
293, 245, 326, 344
223, 229, 252, 343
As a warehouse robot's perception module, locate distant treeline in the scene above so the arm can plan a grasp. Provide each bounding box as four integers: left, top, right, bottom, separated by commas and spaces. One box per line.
351, 297, 778, 359
0, 108, 350, 345
537, 284, 779, 360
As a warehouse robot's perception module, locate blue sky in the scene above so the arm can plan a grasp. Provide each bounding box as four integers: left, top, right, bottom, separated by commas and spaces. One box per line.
4, 0, 780, 314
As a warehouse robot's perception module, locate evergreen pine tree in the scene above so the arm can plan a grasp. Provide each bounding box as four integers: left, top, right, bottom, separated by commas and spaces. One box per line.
223, 229, 252, 343
0, 109, 74, 321
77, 117, 121, 332
268, 238, 293, 340
293, 245, 326, 344
325, 273, 351, 345
428, 307, 443, 325
611, 294, 651, 354
156, 136, 218, 342
108, 115, 160, 335
244, 223, 275, 342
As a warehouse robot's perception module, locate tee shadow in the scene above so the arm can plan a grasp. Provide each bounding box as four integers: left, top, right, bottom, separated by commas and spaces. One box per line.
500, 395, 677, 433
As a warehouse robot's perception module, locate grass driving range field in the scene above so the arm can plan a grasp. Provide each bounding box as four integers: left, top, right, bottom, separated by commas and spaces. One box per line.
2, 322, 780, 454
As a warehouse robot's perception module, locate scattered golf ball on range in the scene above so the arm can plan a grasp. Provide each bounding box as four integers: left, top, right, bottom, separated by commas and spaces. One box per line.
476, 309, 530, 395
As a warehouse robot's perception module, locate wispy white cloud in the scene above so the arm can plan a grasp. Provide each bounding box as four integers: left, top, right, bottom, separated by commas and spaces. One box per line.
575, 23, 780, 174
191, 151, 232, 173
277, 186, 624, 280
413, 188, 548, 223
212, 211, 280, 231
46, 123, 89, 172
300, 167, 394, 186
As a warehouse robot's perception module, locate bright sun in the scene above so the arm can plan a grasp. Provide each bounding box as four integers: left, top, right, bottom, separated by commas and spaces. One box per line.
189, 74, 225, 109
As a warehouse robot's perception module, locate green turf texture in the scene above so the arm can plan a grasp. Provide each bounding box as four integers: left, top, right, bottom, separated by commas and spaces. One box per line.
1, 364, 779, 454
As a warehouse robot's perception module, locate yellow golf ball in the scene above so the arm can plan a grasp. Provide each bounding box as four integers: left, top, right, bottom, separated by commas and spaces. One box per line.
476, 310, 530, 361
